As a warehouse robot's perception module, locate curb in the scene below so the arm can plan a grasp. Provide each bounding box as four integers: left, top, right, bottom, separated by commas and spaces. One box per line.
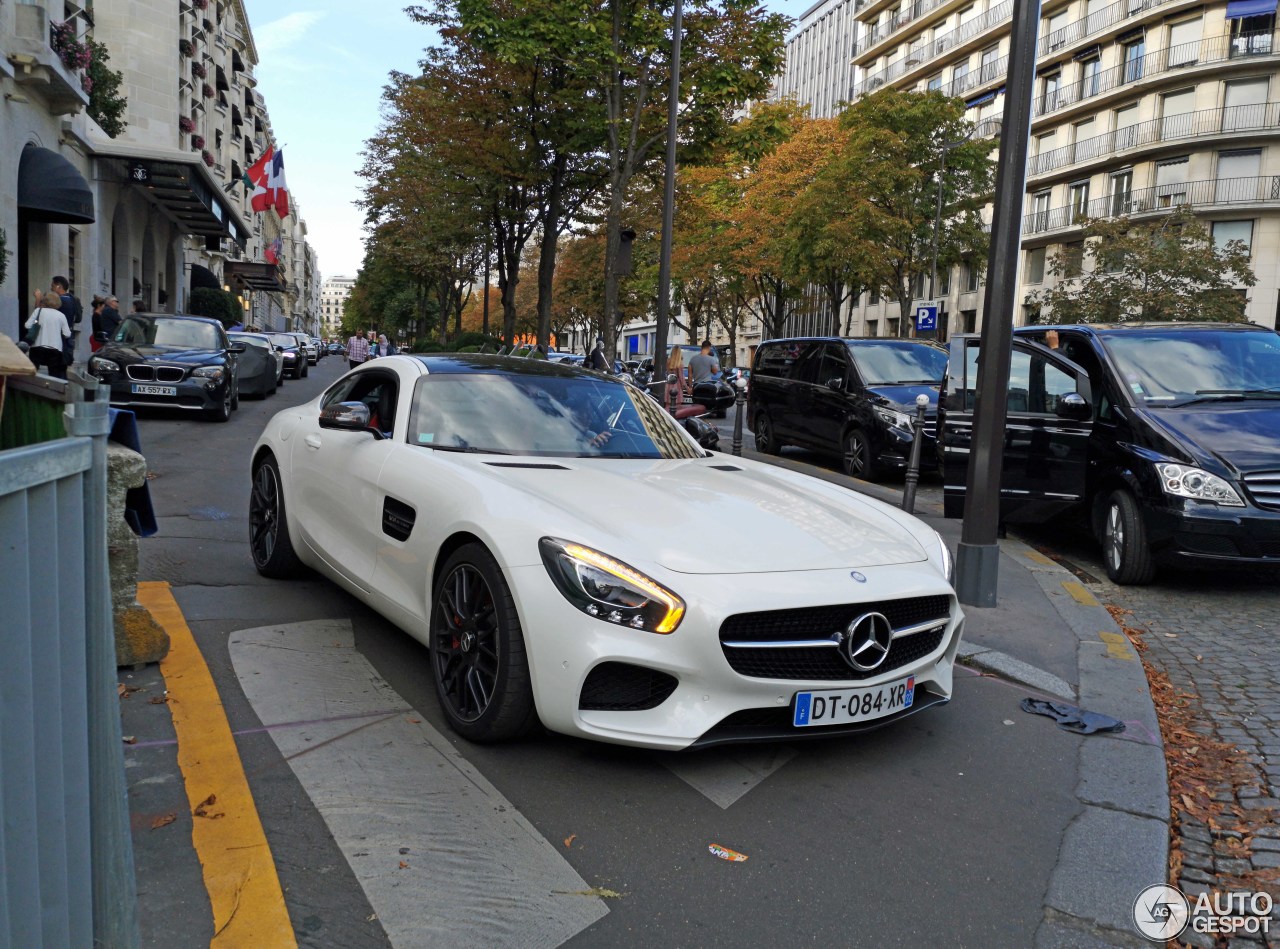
734, 446, 1169, 946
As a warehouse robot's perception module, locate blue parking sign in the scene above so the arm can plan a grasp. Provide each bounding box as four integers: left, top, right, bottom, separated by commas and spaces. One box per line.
915, 304, 938, 332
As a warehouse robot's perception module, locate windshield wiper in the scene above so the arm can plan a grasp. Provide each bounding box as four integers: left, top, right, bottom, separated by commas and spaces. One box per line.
1170, 388, 1280, 406
426, 445, 513, 455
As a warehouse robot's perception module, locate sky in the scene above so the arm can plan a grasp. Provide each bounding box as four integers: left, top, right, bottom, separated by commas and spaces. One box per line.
241, 0, 817, 282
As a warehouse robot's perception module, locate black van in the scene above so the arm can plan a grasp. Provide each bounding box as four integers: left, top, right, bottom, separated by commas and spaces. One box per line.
748, 337, 948, 480
937, 322, 1280, 584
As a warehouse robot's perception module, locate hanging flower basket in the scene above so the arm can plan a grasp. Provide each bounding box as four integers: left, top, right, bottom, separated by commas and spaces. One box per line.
192, 61, 207, 79
202, 150, 215, 167
202, 82, 214, 99
194, 0, 209, 8
179, 115, 196, 133
50, 21, 92, 72
179, 38, 194, 57
191, 134, 205, 149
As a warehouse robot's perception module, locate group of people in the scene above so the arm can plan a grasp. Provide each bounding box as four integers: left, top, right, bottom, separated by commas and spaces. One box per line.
345, 329, 397, 371
23, 277, 145, 379
664, 339, 721, 413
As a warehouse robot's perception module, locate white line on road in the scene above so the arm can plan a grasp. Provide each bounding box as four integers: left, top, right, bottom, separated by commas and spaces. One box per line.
229, 620, 607, 948
660, 746, 797, 809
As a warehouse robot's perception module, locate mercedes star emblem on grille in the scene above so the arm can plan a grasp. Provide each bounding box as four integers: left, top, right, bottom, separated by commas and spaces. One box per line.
843, 612, 893, 671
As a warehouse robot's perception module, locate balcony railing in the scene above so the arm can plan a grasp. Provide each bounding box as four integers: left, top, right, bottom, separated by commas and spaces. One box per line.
939, 53, 1009, 97
858, 0, 960, 55
1023, 175, 1280, 234
1033, 31, 1277, 118
1029, 101, 1280, 177
1040, 0, 1164, 57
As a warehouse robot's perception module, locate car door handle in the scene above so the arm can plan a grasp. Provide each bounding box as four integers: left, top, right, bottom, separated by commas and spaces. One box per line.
304, 434, 322, 450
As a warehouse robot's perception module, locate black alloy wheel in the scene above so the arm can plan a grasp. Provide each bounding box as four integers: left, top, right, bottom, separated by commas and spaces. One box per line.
430, 544, 536, 742
754, 413, 780, 455
248, 455, 303, 578
842, 428, 877, 481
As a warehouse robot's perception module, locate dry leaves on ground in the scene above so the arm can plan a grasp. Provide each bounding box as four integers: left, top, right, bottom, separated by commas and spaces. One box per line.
151, 813, 176, 829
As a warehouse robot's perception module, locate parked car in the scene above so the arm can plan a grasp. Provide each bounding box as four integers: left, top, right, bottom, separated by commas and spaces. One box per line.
270, 333, 308, 379
310, 337, 326, 361
89, 313, 244, 422
936, 322, 1280, 584
327, 342, 347, 357
228, 332, 280, 398
748, 337, 948, 481
249, 354, 961, 748
291, 333, 320, 365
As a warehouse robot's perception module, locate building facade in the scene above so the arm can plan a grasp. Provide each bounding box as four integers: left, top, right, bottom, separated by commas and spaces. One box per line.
775, 0, 863, 118
320, 275, 354, 340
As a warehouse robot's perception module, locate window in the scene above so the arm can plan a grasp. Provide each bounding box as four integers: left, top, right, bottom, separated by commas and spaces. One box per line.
1113, 102, 1139, 149
1224, 78, 1268, 131
1031, 190, 1051, 230
1155, 157, 1189, 205
1122, 38, 1145, 83
1004, 348, 1080, 414
1027, 246, 1047, 283
1022, 303, 1042, 325
1212, 220, 1254, 253
1168, 17, 1202, 65
964, 261, 980, 292
1160, 88, 1196, 138
1080, 57, 1101, 98
1110, 169, 1134, 214
870, 287, 880, 305
1062, 241, 1085, 277
927, 73, 943, 91
1230, 13, 1275, 57
980, 45, 1001, 82
953, 59, 970, 87
1041, 72, 1061, 110
939, 268, 951, 295
1217, 149, 1261, 200
1046, 10, 1068, 49
1072, 118, 1096, 161
1035, 130, 1056, 156
1068, 180, 1090, 222
867, 320, 879, 337
887, 318, 901, 337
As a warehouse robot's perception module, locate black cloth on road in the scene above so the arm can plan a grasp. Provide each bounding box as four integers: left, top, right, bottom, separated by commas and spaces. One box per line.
1020, 698, 1126, 735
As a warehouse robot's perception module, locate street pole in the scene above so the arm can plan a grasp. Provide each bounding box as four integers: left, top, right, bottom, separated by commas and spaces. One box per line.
653, 0, 683, 410
954, 0, 1041, 608
928, 148, 947, 305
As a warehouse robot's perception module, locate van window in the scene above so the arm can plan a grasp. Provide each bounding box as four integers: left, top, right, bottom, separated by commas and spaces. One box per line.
790, 342, 828, 384
965, 345, 1077, 414
1102, 329, 1280, 404
754, 342, 806, 378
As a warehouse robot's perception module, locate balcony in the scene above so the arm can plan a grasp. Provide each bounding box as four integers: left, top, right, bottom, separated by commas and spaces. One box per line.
1040, 0, 1175, 58
856, 0, 965, 60
1033, 31, 1278, 119
1023, 175, 1280, 235
6, 4, 90, 115
1030, 101, 1280, 179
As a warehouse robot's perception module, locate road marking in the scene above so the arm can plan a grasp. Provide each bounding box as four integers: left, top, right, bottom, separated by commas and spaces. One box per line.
1023, 550, 1056, 566
228, 619, 607, 948
1099, 630, 1136, 661
138, 581, 296, 948
661, 746, 797, 809
1061, 580, 1100, 607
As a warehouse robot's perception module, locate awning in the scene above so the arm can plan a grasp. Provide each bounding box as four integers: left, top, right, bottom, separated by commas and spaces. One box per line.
966, 90, 997, 107
223, 261, 283, 292
190, 263, 223, 290
1227, 0, 1277, 16
121, 159, 247, 246
1072, 44, 1102, 61
18, 145, 95, 224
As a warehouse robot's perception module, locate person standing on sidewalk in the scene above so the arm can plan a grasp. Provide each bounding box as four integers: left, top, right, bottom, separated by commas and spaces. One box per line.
25, 289, 72, 379
346, 330, 370, 371
51, 275, 82, 367
687, 339, 720, 387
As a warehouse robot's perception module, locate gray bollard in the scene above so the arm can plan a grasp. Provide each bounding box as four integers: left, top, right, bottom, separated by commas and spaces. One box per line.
902, 393, 930, 515
731, 375, 748, 456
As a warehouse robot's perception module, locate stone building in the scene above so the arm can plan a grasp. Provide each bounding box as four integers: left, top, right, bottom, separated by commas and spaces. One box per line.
320, 275, 354, 339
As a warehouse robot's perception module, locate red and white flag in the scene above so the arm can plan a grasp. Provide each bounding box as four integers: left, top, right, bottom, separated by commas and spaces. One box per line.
249, 147, 289, 218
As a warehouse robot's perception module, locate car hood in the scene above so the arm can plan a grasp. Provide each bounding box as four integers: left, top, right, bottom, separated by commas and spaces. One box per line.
101, 343, 223, 364
1143, 402, 1280, 474
476, 457, 928, 574
865, 384, 941, 411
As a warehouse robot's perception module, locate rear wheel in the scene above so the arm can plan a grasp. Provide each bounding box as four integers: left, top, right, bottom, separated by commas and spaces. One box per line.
248, 454, 303, 578
1102, 489, 1156, 585
430, 544, 537, 743
753, 413, 781, 455
842, 428, 878, 481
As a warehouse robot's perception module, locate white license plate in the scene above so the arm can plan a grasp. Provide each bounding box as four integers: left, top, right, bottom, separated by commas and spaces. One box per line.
131, 384, 176, 396
793, 676, 915, 727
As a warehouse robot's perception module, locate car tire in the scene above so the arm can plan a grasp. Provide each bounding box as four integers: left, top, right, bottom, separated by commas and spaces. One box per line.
430, 543, 537, 743
1102, 489, 1156, 585
230, 383, 240, 411
205, 387, 232, 422
248, 454, 304, 578
842, 428, 879, 481
754, 413, 781, 455
301, 362, 309, 378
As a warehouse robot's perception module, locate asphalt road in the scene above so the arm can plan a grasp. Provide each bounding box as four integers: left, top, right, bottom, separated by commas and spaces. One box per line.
129, 360, 1088, 947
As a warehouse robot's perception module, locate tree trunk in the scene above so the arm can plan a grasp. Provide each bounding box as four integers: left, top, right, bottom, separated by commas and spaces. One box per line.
602, 183, 625, 359
536, 152, 567, 350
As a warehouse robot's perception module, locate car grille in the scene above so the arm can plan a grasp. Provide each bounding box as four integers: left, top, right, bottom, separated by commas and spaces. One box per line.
1242, 471, 1280, 511
579, 662, 678, 711
126, 364, 187, 383
719, 595, 951, 681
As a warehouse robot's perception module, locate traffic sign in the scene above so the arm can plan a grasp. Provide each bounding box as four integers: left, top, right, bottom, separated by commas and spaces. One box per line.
914, 301, 939, 332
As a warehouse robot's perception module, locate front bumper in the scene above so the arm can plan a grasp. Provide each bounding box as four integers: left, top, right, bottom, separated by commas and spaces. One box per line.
100, 375, 229, 411
1145, 497, 1280, 566
506, 561, 962, 750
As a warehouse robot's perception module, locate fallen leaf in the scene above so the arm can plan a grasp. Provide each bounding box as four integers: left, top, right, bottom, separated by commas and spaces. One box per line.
398, 861, 409, 869
564, 834, 577, 848
406, 718, 421, 724
151, 813, 176, 829
366, 914, 378, 922
193, 794, 222, 818
122, 736, 136, 744
148, 696, 169, 705
117, 683, 127, 697
553, 887, 623, 899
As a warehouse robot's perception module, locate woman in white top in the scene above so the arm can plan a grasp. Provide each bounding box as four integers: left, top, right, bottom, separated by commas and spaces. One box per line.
25, 289, 72, 379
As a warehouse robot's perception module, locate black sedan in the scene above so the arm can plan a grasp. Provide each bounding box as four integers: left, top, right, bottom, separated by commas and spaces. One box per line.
269, 333, 308, 379
228, 332, 280, 398
88, 314, 244, 422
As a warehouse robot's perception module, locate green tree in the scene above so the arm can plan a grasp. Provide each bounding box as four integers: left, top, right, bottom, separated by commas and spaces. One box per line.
86, 39, 127, 138
188, 287, 241, 328
1028, 208, 1256, 323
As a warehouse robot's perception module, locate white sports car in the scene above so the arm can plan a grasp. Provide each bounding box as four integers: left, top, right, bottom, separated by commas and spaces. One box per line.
249, 355, 963, 750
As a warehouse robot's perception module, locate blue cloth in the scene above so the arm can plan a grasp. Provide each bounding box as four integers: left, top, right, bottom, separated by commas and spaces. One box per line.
108, 408, 158, 537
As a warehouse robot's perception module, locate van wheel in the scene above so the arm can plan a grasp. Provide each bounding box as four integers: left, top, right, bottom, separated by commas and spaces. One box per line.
753, 414, 781, 455
1102, 489, 1156, 585
842, 429, 878, 481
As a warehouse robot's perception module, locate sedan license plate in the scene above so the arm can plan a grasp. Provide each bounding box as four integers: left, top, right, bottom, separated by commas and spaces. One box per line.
793, 677, 914, 727
131, 384, 177, 396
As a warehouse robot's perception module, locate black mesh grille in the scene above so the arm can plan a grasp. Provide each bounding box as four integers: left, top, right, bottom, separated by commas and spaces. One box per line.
722, 626, 946, 680
719, 595, 950, 644
1175, 532, 1239, 557
156, 366, 186, 382
126, 365, 154, 381
579, 662, 678, 711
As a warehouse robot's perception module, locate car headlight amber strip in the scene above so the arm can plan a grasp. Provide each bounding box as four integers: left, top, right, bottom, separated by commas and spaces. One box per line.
539, 537, 685, 634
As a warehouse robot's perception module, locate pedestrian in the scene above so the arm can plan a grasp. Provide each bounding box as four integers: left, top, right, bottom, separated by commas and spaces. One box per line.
378, 332, 392, 357
51, 275, 82, 366
346, 329, 370, 370
687, 338, 720, 387
587, 337, 611, 373
665, 345, 689, 413
25, 289, 72, 379
100, 295, 123, 341
89, 295, 106, 352
131, 299, 145, 315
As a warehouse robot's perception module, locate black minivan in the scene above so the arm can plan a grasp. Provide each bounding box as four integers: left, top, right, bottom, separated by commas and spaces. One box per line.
937, 322, 1280, 584
749, 337, 948, 480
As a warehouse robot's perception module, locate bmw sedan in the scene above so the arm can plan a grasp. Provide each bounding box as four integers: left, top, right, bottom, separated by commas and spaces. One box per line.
249, 355, 962, 749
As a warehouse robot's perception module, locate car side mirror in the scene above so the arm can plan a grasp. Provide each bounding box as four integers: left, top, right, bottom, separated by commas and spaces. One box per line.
1056, 392, 1091, 420
826, 376, 845, 391
228, 340, 247, 353
319, 401, 380, 437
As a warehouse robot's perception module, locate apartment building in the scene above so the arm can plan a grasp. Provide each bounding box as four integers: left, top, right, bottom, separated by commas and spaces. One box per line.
776, 0, 863, 117
320, 275, 354, 339
1, 0, 319, 351
782, 0, 1280, 336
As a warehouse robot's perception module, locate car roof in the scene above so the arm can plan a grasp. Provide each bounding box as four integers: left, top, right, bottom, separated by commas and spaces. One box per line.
760, 335, 944, 347
1023, 322, 1268, 336
409, 354, 616, 379
129, 312, 223, 328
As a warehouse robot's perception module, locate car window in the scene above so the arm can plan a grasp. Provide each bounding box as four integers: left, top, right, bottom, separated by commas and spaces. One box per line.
790, 343, 827, 384
958, 344, 1078, 414
1102, 329, 1280, 404
325, 370, 399, 437
822, 343, 850, 386
117, 317, 219, 350
846, 341, 948, 385
754, 342, 804, 379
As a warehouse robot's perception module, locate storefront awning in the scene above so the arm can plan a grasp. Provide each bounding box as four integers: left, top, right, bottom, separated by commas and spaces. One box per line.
190, 263, 223, 290
223, 261, 283, 292
119, 159, 247, 246
1227, 0, 1277, 16
18, 146, 95, 224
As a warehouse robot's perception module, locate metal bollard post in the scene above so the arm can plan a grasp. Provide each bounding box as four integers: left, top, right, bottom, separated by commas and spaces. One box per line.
902, 393, 930, 515
731, 375, 748, 456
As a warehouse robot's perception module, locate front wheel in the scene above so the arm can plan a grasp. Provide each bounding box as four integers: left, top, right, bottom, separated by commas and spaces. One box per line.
842, 428, 878, 481
430, 544, 537, 743
753, 413, 781, 455
205, 387, 231, 422
249, 455, 303, 578
1102, 489, 1156, 585
230, 382, 240, 411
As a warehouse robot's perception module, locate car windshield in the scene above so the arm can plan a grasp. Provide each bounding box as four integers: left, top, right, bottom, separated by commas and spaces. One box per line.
408, 372, 704, 459
1102, 329, 1280, 405
230, 334, 269, 350
846, 341, 948, 385
269, 334, 297, 349
117, 317, 220, 350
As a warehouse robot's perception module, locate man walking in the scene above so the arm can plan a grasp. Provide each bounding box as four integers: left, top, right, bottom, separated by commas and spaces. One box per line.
346, 330, 370, 371
687, 339, 720, 386
51, 275, 82, 366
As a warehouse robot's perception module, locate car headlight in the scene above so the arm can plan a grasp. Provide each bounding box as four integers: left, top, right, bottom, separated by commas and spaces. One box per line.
1155, 463, 1244, 507
930, 529, 955, 584
88, 356, 119, 375
874, 406, 912, 430
539, 537, 685, 633
192, 366, 225, 381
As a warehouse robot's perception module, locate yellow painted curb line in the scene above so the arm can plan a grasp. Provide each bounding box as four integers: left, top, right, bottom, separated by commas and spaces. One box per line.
139, 581, 296, 948
1099, 630, 1136, 661
1023, 550, 1056, 566
1061, 580, 1100, 607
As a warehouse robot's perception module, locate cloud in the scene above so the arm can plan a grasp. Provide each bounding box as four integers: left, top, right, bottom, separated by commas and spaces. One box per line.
254, 11, 327, 55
